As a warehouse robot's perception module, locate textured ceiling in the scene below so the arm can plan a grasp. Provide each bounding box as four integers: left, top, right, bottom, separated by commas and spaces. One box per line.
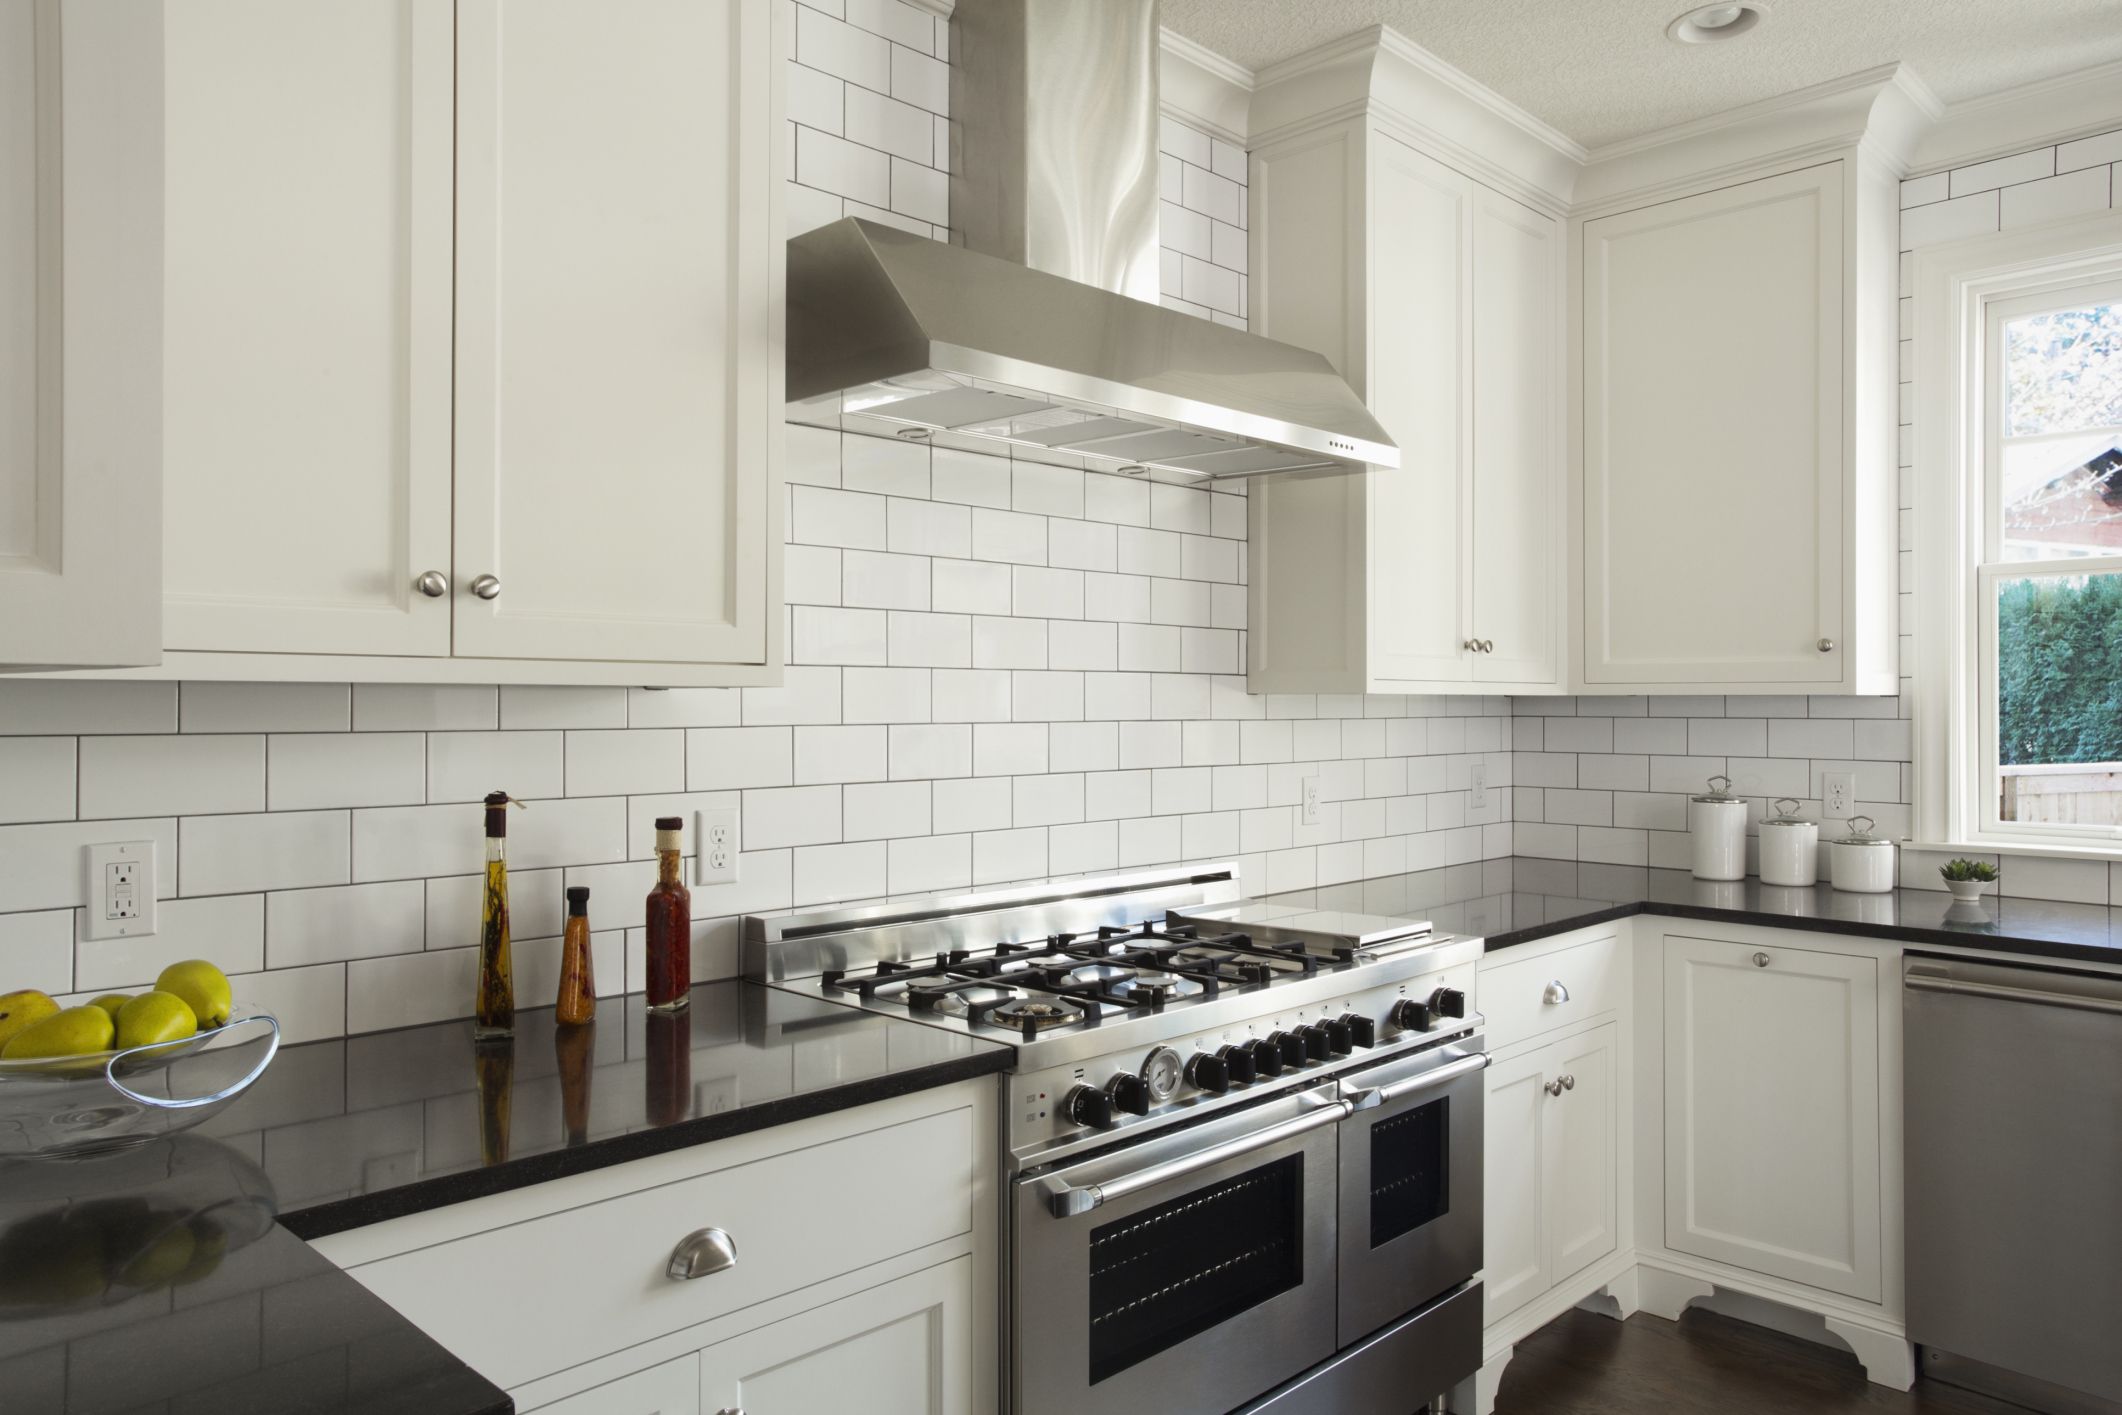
1160, 0, 2122, 150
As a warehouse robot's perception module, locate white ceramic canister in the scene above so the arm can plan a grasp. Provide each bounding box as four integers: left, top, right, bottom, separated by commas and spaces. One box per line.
1759, 797, 1819, 887
1828, 814, 1896, 893
1689, 774, 1748, 881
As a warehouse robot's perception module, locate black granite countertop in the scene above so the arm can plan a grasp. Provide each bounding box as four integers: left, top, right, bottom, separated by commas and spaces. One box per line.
0, 980, 1010, 1414
1261, 856, 2122, 965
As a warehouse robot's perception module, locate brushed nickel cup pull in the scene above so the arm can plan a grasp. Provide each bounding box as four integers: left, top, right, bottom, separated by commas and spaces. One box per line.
1542, 980, 1570, 1005
1753, 952, 1771, 968
415, 570, 448, 598
1817, 637, 1835, 653
471, 574, 502, 600
668, 1226, 738, 1280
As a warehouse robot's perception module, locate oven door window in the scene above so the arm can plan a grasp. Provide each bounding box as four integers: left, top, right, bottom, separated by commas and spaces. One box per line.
1370, 1095, 1449, 1247
1087, 1155, 1304, 1384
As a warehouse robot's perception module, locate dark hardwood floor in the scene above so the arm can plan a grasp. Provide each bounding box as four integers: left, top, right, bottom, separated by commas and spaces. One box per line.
1493, 1309, 2029, 1415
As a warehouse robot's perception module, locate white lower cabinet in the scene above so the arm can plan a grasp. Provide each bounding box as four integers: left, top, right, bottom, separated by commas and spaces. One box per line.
1482, 1022, 1617, 1326
537, 1354, 700, 1415
1661, 932, 1883, 1301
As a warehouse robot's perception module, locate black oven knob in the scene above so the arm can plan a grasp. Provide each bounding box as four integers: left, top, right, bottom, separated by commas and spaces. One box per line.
1267, 1030, 1306, 1068
1185, 1052, 1230, 1095
1322, 1018, 1352, 1056
1429, 987, 1467, 1019
1249, 1038, 1285, 1077
1298, 1025, 1331, 1062
1338, 1013, 1377, 1049
1218, 1044, 1257, 1085
1063, 1085, 1115, 1130
1390, 998, 1434, 1032
1105, 1072, 1151, 1117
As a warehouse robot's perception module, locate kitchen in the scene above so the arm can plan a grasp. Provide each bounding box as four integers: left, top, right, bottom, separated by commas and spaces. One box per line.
1, 0, 2119, 1412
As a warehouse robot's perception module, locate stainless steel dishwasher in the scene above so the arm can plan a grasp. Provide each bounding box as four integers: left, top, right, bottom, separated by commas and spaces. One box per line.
1904, 954, 2122, 1414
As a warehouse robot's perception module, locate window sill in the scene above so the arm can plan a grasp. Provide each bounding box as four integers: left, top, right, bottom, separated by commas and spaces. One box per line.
1902, 839, 2122, 864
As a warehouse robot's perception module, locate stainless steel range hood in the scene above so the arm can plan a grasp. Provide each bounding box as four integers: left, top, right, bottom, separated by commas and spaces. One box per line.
784, 1, 1395, 483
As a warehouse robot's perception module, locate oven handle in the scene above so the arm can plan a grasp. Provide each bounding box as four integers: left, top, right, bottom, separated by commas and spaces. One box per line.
1039, 1100, 1353, 1219
1342, 1049, 1489, 1112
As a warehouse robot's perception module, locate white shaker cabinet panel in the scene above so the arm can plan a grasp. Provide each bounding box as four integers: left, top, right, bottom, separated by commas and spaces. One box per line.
1582, 164, 1855, 688
1543, 1022, 1618, 1287
0, 0, 161, 669
1481, 1045, 1552, 1325
532, 1354, 699, 1415
160, 0, 452, 658
452, 0, 777, 667
1663, 933, 1882, 1300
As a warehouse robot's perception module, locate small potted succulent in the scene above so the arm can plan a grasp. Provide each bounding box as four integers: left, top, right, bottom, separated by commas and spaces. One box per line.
1939, 858, 1999, 902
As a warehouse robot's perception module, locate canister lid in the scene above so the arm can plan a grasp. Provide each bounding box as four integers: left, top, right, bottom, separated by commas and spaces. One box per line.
1762, 797, 1814, 828
1832, 814, 1894, 846
1691, 774, 1740, 804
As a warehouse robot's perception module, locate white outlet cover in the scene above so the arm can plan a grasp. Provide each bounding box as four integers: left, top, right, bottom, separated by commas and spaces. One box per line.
696, 806, 739, 885
83, 840, 158, 940
1300, 776, 1321, 826
1822, 769, 1858, 817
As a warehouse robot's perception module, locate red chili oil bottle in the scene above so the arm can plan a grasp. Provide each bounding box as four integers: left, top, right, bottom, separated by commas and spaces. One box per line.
644, 816, 691, 1011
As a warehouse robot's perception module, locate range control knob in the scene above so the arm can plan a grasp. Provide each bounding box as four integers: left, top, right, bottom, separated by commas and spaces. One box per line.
1249, 1038, 1286, 1077
1389, 998, 1434, 1033
1185, 1052, 1231, 1095
1338, 1013, 1377, 1049
1063, 1085, 1115, 1130
1218, 1044, 1257, 1085
1429, 987, 1467, 1019
1105, 1072, 1151, 1117
1322, 1018, 1352, 1056
1298, 1025, 1332, 1062
1266, 1030, 1305, 1069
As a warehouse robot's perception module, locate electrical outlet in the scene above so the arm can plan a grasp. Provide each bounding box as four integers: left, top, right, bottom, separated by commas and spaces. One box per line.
83, 840, 157, 940
1468, 762, 1489, 813
1300, 776, 1321, 827
1822, 769, 1857, 818
696, 807, 739, 885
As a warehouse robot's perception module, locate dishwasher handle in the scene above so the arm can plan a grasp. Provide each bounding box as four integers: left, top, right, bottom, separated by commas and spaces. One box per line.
1906, 970, 2122, 1017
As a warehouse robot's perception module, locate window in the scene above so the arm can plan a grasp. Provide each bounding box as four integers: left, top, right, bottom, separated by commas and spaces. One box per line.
1914, 212, 2122, 852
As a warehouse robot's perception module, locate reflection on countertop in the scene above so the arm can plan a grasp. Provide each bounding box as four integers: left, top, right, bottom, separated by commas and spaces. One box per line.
199, 979, 1012, 1240
1260, 857, 2122, 964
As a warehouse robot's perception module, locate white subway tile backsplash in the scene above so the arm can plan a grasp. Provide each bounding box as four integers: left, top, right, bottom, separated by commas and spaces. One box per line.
73, 734, 263, 821
1766, 718, 1855, 759
973, 616, 1047, 670
890, 43, 949, 114
427, 868, 564, 952
688, 727, 794, 790
74, 893, 263, 992
269, 733, 425, 811
181, 810, 349, 896
794, 6, 890, 90
0, 680, 176, 735
267, 880, 424, 967
975, 722, 1047, 776
2001, 164, 2111, 228
888, 832, 970, 892
429, 731, 564, 804
742, 666, 844, 726
793, 841, 887, 906
745, 785, 843, 849
844, 780, 931, 840
1900, 189, 2000, 248
351, 685, 497, 733
567, 729, 685, 797
0, 818, 177, 911
974, 826, 1047, 884
932, 669, 1013, 723
628, 687, 742, 729
971, 507, 1047, 564
0, 909, 74, 994
842, 550, 932, 610
1947, 146, 2054, 196
797, 485, 890, 550
500, 686, 628, 730
934, 776, 1012, 834
931, 447, 1014, 508
796, 725, 889, 784
181, 683, 348, 734
0, 738, 74, 824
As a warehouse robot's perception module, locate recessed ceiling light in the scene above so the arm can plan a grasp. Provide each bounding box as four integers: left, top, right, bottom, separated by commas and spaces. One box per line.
1667, 2, 1767, 43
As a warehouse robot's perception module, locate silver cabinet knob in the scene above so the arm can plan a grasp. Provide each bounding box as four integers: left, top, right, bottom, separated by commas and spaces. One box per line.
1542, 980, 1570, 1005
1753, 951, 1771, 968
470, 574, 502, 600
717, 1409, 746, 1415
668, 1226, 738, 1281
1561, 1074, 1575, 1090
1817, 638, 1835, 653
415, 570, 448, 598
1482, 639, 1495, 653
1463, 639, 1481, 653
1545, 1078, 1564, 1097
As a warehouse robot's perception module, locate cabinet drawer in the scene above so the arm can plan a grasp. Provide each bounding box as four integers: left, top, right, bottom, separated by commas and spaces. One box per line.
343, 1105, 973, 1390
1480, 934, 1621, 1048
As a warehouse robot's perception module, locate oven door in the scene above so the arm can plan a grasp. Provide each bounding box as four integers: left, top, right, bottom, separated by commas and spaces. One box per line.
1336, 1037, 1488, 1346
1012, 1087, 1345, 1415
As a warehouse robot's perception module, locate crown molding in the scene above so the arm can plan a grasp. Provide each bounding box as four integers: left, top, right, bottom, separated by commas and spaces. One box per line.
1159, 27, 1253, 147
1908, 58, 2122, 175
900, 0, 954, 17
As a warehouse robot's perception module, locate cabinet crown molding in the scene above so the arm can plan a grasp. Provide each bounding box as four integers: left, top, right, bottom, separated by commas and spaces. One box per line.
1248, 24, 1581, 214
1907, 57, 2122, 177
1159, 27, 1252, 148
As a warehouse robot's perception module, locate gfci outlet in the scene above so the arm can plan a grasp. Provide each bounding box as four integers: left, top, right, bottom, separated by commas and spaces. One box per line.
1822, 769, 1858, 818
1468, 762, 1489, 813
1300, 776, 1321, 827
696, 806, 739, 886
83, 840, 157, 940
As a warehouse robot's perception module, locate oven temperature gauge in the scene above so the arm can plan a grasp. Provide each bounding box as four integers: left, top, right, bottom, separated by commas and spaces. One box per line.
1140, 1045, 1184, 1102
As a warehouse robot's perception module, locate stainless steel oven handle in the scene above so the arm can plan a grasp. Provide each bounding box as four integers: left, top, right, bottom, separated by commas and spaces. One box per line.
1039, 1100, 1353, 1219
1343, 1050, 1490, 1112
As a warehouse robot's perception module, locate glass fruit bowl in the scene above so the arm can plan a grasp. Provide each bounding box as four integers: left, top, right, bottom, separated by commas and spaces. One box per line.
0, 1009, 280, 1158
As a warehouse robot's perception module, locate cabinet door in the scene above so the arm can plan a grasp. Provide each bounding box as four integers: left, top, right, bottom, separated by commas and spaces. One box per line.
1543, 1023, 1617, 1287
1482, 1046, 1550, 1324
0, 0, 160, 668
1365, 132, 1473, 684
1664, 934, 1881, 1299
534, 1354, 699, 1415
1470, 189, 1559, 686
453, 0, 777, 666
699, 1259, 971, 1415
159, 0, 452, 658
1582, 164, 1845, 686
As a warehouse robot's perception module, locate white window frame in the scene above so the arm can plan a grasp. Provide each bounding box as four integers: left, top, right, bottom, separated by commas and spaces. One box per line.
1912, 208, 2122, 855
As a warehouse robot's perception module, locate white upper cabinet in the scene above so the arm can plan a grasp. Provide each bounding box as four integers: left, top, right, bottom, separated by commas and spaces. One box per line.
0, 0, 162, 670
1573, 104, 1906, 695
1246, 40, 1570, 696
140, 0, 781, 685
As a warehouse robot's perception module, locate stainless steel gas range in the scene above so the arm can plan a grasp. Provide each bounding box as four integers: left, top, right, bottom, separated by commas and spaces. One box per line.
745, 864, 1488, 1415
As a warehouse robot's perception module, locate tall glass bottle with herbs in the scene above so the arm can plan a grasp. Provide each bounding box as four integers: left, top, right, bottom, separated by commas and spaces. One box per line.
644, 816, 690, 1011
474, 791, 515, 1039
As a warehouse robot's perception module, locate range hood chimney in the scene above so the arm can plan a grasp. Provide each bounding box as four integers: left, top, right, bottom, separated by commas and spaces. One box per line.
784, 0, 1396, 482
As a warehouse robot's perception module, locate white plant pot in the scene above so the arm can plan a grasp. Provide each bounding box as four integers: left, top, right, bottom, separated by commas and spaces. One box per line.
1944, 878, 1990, 901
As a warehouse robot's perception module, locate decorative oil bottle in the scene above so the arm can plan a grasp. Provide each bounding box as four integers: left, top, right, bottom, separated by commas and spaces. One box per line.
474, 791, 517, 1039
644, 816, 691, 1011
556, 885, 596, 1025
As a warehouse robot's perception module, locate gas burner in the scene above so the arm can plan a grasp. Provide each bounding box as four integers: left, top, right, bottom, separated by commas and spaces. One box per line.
989, 998, 1087, 1033
1067, 962, 1136, 985
905, 981, 1022, 1018
1111, 970, 1203, 1004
